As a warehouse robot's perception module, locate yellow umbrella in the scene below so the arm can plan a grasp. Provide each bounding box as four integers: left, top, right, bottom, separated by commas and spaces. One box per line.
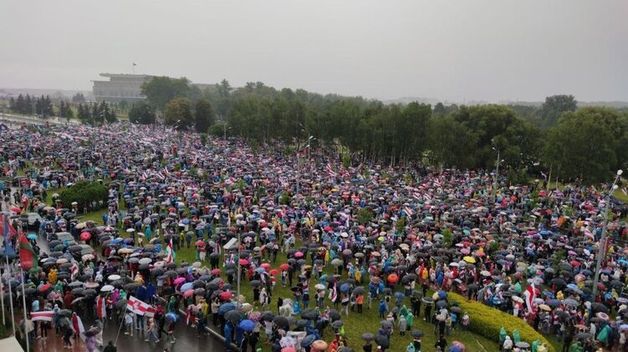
463, 256, 476, 264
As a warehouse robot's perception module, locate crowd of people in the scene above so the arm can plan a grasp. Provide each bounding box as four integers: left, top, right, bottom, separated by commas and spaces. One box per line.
0, 122, 626, 352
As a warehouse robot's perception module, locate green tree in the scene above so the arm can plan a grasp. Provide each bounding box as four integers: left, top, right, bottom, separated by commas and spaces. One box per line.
539, 95, 577, 128
543, 107, 627, 184
128, 101, 156, 124
194, 99, 215, 133
141, 76, 192, 111
164, 97, 193, 129
71, 93, 86, 103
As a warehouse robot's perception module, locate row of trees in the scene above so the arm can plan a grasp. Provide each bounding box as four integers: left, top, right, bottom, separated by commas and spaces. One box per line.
76, 102, 117, 125
138, 77, 626, 184
9, 94, 55, 117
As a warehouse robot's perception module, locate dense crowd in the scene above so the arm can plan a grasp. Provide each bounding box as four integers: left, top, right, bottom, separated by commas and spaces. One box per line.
0, 122, 626, 352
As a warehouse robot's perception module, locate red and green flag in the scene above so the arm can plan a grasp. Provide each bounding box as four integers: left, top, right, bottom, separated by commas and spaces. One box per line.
18, 233, 37, 270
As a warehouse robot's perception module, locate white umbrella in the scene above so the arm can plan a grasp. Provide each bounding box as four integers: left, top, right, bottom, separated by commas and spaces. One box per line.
108, 274, 121, 281
138, 258, 152, 265
100, 285, 114, 292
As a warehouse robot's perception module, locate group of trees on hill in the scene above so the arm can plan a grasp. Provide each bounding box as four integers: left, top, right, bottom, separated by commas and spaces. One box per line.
137, 76, 627, 184
76, 101, 117, 125
9, 94, 54, 117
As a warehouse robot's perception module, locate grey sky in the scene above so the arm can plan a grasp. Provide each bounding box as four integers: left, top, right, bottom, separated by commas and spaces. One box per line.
1, 0, 627, 102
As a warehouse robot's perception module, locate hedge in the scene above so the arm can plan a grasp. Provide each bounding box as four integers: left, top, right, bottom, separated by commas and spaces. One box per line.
448, 292, 556, 352
59, 181, 108, 211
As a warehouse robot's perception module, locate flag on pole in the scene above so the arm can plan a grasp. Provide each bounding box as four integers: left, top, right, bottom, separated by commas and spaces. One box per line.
70, 261, 79, 280
18, 233, 36, 270
96, 296, 107, 320
1, 213, 17, 240
524, 283, 537, 312
165, 238, 175, 263
127, 296, 156, 317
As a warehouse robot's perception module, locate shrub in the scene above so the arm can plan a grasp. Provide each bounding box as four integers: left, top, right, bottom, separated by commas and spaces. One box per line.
59, 181, 108, 211
448, 292, 555, 351
356, 208, 374, 225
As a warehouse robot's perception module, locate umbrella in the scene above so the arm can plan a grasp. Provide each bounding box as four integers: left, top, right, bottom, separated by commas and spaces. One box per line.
411, 330, 424, 338
100, 285, 114, 292
239, 319, 255, 332
463, 256, 476, 264
273, 316, 290, 330
374, 334, 389, 349
352, 286, 366, 295
563, 298, 578, 307
302, 309, 319, 320
311, 340, 328, 351
331, 258, 343, 267
301, 334, 317, 348
261, 311, 275, 322
225, 310, 242, 324
219, 302, 236, 315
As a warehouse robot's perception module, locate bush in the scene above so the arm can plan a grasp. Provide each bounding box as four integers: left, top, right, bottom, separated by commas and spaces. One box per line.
448, 292, 555, 351
59, 181, 108, 211
357, 208, 374, 225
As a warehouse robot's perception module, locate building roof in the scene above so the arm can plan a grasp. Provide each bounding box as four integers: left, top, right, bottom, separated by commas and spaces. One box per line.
99, 73, 153, 79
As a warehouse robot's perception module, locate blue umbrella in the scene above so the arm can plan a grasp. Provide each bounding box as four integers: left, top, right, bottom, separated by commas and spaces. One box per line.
238, 319, 255, 332
180, 282, 193, 292
438, 290, 447, 299
301, 334, 317, 348
27, 233, 37, 241
165, 312, 177, 322
219, 302, 236, 315
340, 283, 350, 293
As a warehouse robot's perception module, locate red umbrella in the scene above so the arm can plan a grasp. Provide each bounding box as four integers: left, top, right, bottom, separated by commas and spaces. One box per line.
261, 263, 271, 271
211, 268, 221, 276
38, 283, 51, 293
280, 263, 290, 271
294, 252, 304, 258
195, 240, 206, 247
80, 232, 91, 241
269, 269, 279, 276
219, 291, 233, 301
387, 273, 399, 284
239, 259, 249, 266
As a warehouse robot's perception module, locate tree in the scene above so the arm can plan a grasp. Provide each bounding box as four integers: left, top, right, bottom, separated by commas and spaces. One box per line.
77, 103, 92, 124
543, 107, 627, 184
539, 95, 577, 128
141, 76, 192, 111
128, 101, 156, 124
194, 99, 215, 133
164, 98, 193, 129
72, 93, 86, 103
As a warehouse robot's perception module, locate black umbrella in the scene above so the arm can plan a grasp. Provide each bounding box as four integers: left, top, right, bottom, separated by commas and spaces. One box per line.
273, 316, 289, 330
411, 330, 423, 338
301, 309, 319, 320
361, 332, 374, 341
374, 334, 389, 349
225, 310, 242, 324
261, 311, 275, 322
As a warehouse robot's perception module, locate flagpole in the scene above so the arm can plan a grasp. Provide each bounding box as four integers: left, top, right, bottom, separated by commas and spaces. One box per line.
1, 263, 5, 326
20, 266, 29, 352
5, 257, 15, 336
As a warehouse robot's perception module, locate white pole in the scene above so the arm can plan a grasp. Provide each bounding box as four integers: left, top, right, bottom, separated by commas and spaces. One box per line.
236, 231, 241, 306
20, 266, 29, 352
5, 257, 15, 335
0, 264, 4, 326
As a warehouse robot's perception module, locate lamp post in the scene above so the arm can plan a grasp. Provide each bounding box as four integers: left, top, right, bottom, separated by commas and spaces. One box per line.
591, 169, 623, 303
236, 231, 241, 306
491, 143, 501, 204
296, 135, 314, 195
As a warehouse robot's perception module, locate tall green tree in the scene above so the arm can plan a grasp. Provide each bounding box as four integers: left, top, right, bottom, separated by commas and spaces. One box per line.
194, 99, 215, 133
164, 98, 193, 129
543, 107, 627, 184
539, 95, 577, 128
141, 76, 192, 111
128, 101, 156, 124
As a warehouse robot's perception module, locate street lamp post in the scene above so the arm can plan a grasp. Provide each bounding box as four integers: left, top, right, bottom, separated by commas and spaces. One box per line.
491, 145, 501, 204
236, 231, 241, 306
591, 169, 623, 303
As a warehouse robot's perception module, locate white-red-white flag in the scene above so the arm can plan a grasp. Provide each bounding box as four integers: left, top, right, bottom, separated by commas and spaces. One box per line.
127, 296, 156, 317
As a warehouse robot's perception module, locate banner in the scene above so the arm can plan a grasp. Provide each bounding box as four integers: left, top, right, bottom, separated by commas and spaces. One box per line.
127, 296, 155, 317
31, 311, 54, 322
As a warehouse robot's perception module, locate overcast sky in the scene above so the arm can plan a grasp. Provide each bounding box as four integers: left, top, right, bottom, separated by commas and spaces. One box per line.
1, 0, 627, 102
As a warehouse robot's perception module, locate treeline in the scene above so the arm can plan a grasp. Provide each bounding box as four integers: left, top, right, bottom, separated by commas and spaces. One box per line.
76, 101, 117, 125
9, 94, 54, 117
136, 77, 627, 184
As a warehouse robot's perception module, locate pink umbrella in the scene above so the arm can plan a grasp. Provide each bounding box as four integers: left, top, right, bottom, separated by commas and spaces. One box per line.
260, 263, 271, 271
183, 289, 194, 298
174, 277, 186, 285
211, 268, 221, 276
294, 251, 304, 258
80, 232, 91, 241
219, 291, 233, 301
239, 259, 249, 266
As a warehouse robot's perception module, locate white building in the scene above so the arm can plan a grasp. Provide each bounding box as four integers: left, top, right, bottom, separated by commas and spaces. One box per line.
92, 73, 153, 102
